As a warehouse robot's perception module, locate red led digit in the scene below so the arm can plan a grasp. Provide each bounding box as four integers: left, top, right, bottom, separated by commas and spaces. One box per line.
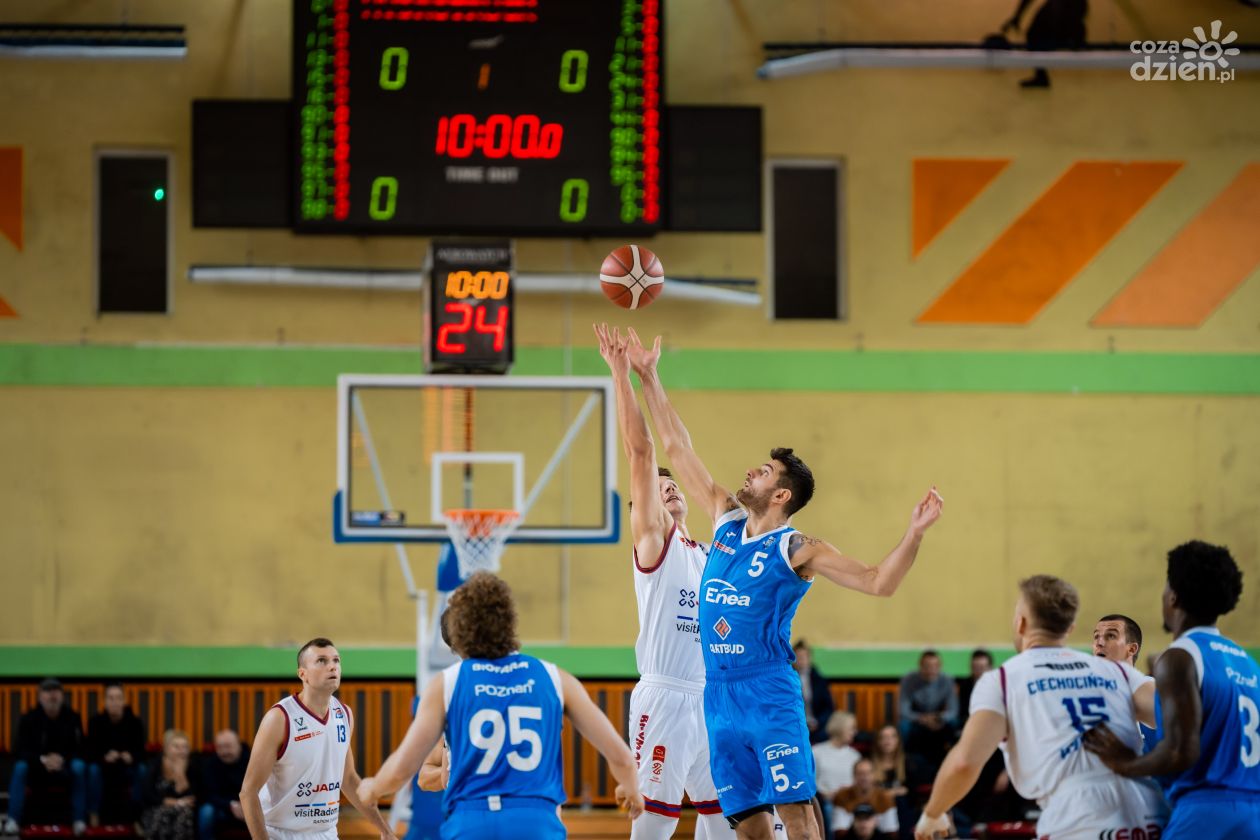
510, 114, 539, 158
435, 116, 448, 154
448, 114, 476, 157
436, 302, 473, 354
537, 122, 562, 159
474, 305, 509, 352
483, 114, 511, 158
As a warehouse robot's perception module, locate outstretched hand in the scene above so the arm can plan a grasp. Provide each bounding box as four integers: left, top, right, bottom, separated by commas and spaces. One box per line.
593, 323, 631, 378
625, 328, 661, 376
1083, 723, 1137, 772
910, 486, 944, 536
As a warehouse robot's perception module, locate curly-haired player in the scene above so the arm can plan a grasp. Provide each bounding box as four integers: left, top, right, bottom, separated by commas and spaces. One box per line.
357, 573, 644, 839
1085, 540, 1260, 839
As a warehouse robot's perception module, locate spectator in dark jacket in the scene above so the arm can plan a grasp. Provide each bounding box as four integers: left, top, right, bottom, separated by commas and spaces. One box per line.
141, 730, 201, 840
793, 639, 835, 744
86, 681, 147, 824
3, 679, 87, 835
197, 730, 249, 840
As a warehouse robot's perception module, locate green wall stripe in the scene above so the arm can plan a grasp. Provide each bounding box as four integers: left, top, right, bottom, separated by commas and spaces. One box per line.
0, 343, 1258, 394
5, 645, 1257, 680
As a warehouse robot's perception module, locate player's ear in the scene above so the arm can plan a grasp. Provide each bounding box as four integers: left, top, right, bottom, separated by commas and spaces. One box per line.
1066, 621, 1076, 636
772, 486, 791, 507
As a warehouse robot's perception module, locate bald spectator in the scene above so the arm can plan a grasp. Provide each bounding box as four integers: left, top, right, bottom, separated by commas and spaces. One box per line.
4, 679, 87, 836
197, 730, 249, 840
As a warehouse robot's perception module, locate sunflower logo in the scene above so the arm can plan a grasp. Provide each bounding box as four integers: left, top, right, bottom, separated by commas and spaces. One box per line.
1181, 20, 1241, 68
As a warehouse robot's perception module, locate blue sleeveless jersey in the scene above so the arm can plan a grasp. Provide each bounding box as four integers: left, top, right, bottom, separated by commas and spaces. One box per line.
442, 653, 566, 810
1151, 627, 1260, 802
698, 509, 811, 673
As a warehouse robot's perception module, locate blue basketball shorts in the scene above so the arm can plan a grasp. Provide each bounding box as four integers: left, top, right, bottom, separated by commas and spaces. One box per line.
1164, 790, 1260, 840
441, 800, 564, 840
703, 662, 816, 816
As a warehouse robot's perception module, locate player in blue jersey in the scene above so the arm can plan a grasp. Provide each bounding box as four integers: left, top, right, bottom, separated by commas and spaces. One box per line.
357, 573, 645, 839
1085, 540, 1260, 839
626, 330, 944, 840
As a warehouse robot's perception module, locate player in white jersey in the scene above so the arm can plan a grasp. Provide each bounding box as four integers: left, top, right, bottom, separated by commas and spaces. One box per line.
595, 324, 732, 840
914, 576, 1166, 840
240, 638, 395, 840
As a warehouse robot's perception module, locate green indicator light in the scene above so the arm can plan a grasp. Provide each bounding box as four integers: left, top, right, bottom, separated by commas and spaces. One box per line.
153, 188, 166, 201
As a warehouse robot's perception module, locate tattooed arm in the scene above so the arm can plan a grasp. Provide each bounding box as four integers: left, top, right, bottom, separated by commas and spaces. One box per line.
788, 488, 943, 596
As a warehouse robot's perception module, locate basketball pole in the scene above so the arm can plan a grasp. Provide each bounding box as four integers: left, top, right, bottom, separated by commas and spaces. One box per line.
351, 393, 430, 694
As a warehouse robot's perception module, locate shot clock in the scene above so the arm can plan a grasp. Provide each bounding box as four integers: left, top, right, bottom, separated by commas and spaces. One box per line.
428, 240, 514, 373
293, 0, 663, 235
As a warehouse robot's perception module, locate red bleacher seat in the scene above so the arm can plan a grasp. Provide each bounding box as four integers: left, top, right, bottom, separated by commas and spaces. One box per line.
19, 826, 73, 839
84, 826, 136, 839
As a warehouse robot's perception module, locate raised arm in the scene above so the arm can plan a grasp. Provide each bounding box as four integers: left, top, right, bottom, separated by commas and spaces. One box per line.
594, 323, 672, 563
341, 720, 396, 840
790, 487, 943, 596
357, 675, 447, 807
626, 328, 737, 523
559, 669, 645, 820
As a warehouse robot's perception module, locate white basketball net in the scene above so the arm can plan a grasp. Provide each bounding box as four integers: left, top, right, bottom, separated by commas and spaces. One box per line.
443, 509, 521, 578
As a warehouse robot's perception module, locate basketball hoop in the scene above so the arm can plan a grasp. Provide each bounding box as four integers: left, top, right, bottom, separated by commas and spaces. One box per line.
442, 508, 521, 578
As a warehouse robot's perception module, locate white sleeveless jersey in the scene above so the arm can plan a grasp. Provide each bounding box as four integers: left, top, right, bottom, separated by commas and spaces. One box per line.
258, 695, 351, 832
633, 521, 707, 684
970, 646, 1150, 802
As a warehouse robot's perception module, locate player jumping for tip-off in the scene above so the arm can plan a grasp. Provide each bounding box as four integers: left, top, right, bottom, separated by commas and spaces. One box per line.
626, 329, 943, 840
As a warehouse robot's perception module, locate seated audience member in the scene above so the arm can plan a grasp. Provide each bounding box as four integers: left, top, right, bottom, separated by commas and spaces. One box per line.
4, 678, 87, 835
954, 649, 993, 727
813, 712, 862, 837
198, 730, 249, 840
141, 730, 201, 840
841, 803, 893, 839
833, 759, 898, 837
897, 650, 957, 765
793, 639, 835, 744
87, 681, 146, 824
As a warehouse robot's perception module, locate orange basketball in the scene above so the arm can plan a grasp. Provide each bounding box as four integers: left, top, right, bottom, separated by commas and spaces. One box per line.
600, 244, 665, 310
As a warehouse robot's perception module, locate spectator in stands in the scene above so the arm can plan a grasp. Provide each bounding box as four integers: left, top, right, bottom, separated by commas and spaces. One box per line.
793, 639, 835, 744
813, 711, 862, 837
4, 678, 87, 836
869, 725, 909, 796
833, 759, 898, 837
87, 681, 146, 825
897, 650, 957, 765
955, 649, 994, 726
843, 803, 891, 840
198, 730, 249, 840
141, 730, 201, 840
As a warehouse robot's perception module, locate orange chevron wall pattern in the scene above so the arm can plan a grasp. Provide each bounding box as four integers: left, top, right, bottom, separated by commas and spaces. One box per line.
0, 146, 20, 318
918, 161, 1182, 324
912, 158, 1010, 259
1093, 163, 1260, 327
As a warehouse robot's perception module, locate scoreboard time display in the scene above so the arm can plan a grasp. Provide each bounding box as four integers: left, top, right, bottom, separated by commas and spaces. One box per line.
293, 0, 663, 235
428, 240, 514, 373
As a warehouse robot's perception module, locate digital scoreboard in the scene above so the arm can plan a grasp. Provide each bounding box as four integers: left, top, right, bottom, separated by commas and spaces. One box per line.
428, 240, 514, 373
293, 0, 663, 235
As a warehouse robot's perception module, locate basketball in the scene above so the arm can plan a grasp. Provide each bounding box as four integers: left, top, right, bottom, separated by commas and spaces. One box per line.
599, 244, 665, 310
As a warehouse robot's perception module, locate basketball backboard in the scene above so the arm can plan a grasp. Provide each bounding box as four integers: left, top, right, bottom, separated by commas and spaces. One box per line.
334, 374, 619, 544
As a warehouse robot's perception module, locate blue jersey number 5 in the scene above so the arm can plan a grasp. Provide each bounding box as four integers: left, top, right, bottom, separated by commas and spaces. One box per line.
1062, 696, 1109, 734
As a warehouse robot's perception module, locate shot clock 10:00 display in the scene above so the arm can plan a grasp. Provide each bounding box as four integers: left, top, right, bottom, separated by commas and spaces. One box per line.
293, 0, 663, 235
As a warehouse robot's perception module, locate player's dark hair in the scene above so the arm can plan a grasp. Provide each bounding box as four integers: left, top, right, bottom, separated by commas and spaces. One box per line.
447, 572, 519, 660
1099, 613, 1143, 656
439, 608, 453, 649
1167, 540, 1243, 624
658, 467, 673, 479
770, 447, 814, 516
1018, 575, 1079, 636
297, 637, 336, 666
